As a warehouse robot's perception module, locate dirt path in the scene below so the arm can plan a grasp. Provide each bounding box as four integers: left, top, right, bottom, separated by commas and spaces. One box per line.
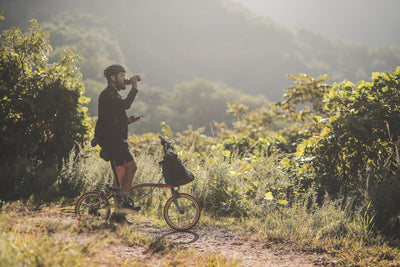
11, 207, 332, 266
133, 222, 331, 266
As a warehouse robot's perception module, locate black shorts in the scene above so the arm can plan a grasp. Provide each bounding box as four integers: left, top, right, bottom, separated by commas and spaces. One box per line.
99, 139, 134, 167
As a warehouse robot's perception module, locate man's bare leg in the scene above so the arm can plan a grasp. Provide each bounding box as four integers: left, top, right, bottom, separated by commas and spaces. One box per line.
120, 160, 137, 193
114, 165, 126, 189
110, 161, 139, 224
115, 161, 140, 212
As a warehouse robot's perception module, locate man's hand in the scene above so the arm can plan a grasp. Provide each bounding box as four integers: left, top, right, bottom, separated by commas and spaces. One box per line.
128, 74, 140, 89
128, 115, 143, 124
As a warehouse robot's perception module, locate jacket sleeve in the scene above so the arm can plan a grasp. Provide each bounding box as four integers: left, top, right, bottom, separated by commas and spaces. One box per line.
109, 87, 138, 110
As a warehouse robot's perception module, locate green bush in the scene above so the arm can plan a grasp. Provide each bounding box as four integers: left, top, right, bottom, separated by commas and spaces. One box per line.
0, 21, 90, 201
295, 67, 400, 233
363, 154, 400, 235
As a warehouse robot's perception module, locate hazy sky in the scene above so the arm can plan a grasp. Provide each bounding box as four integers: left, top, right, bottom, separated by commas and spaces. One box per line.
233, 0, 400, 46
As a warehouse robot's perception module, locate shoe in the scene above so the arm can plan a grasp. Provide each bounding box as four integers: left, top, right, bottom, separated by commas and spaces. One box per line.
109, 212, 133, 225
121, 197, 142, 213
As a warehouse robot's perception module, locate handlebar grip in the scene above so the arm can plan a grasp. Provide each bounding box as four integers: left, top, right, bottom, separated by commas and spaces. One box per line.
159, 135, 173, 150
159, 135, 166, 144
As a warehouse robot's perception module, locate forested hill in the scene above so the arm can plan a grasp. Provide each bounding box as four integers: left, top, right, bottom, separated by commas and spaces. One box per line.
1, 0, 399, 102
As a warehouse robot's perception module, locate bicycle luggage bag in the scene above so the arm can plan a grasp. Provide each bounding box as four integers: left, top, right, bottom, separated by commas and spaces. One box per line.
160, 151, 194, 187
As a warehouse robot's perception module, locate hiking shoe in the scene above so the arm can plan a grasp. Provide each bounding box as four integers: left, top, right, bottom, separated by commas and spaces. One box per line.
116, 197, 141, 214
123, 198, 142, 212
109, 212, 133, 225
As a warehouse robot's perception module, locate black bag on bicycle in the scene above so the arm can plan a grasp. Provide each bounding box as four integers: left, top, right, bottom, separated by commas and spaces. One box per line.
160, 151, 194, 187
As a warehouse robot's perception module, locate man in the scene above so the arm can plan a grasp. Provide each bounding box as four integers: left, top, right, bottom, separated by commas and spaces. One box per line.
94, 64, 141, 222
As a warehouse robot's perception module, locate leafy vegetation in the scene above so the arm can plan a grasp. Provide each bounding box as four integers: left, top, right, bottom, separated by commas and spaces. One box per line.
2, 11, 400, 267
0, 20, 90, 200
297, 68, 400, 233
130, 78, 267, 134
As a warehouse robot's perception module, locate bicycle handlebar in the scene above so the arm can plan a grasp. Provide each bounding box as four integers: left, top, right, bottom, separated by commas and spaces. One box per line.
159, 135, 173, 152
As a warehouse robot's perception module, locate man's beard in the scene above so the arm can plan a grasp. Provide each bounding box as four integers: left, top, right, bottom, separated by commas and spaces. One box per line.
116, 80, 127, 90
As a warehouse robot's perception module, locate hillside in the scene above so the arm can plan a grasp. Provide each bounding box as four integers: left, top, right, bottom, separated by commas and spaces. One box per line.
1, 0, 399, 102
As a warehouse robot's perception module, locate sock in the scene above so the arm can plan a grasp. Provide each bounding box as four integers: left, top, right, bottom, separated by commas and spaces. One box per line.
121, 192, 131, 206
114, 193, 123, 207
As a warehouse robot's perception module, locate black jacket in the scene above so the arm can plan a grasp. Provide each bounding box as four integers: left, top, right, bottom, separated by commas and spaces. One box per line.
94, 85, 138, 143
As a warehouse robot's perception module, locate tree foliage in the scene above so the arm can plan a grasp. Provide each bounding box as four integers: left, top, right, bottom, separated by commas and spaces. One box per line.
199, 67, 400, 233
126, 78, 268, 135
294, 67, 400, 230
170, 79, 266, 133
0, 20, 90, 200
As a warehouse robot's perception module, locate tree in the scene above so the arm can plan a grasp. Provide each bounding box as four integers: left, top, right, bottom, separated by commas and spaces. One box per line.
297, 67, 400, 231
0, 20, 91, 200
224, 74, 332, 154
172, 78, 267, 134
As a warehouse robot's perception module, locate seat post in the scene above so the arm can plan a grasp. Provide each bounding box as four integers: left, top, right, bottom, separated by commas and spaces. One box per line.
110, 159, 121, 189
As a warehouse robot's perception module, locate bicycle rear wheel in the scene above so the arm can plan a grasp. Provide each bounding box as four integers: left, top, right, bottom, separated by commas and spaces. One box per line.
164, 193, 200, 231
75, 192, 111, 222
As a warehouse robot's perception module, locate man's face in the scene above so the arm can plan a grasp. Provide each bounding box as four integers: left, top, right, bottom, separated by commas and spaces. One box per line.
111, 72, 126, 90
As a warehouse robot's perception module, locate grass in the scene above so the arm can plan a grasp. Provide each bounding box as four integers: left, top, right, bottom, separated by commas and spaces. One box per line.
199, 203, 400, 266
3, 142, 400, 266
2, 198, 400, 266
0, 202, 240, 267
0, 220, 103, 266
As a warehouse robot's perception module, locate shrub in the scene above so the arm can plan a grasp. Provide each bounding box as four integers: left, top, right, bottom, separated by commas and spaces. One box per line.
0, 20, 90, 201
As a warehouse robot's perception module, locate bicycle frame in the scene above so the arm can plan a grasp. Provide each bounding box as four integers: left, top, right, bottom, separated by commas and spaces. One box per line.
110, 159, 121, 189
108, 157, 188, 217
109, 135, 172, 190
107, 161, 181, 204
110, 160, 177, 193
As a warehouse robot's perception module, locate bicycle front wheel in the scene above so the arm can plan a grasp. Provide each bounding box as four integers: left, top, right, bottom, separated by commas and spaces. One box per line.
75, 192, 111, 223
164, 193, 200, 231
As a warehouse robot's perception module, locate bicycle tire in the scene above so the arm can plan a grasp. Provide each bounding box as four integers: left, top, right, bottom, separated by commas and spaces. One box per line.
163, 193, 200, 231
75, 192, 111, 222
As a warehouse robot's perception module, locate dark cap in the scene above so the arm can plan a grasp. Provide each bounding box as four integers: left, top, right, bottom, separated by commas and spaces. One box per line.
103, 64, 126, 78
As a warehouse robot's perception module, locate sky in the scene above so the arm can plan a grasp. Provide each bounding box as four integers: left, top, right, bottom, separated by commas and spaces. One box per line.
232, 0, 400, 47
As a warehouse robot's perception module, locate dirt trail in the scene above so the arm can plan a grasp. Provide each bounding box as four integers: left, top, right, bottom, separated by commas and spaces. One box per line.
134, 222, 331, 266
12, 207, 332, 266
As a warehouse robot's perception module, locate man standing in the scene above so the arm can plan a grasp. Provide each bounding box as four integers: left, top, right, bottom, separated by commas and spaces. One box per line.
94, 64, 141, 221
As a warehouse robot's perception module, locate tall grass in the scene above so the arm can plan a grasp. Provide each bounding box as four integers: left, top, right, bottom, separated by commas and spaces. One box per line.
57, 144, 111, 199
54, 140, 400, 265
0, 216, 104, 267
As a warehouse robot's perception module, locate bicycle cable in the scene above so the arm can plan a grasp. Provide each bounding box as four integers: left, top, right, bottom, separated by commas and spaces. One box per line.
131, 175, 164, 202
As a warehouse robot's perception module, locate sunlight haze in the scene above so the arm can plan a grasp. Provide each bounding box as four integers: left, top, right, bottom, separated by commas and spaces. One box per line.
233, 0, 400, 46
